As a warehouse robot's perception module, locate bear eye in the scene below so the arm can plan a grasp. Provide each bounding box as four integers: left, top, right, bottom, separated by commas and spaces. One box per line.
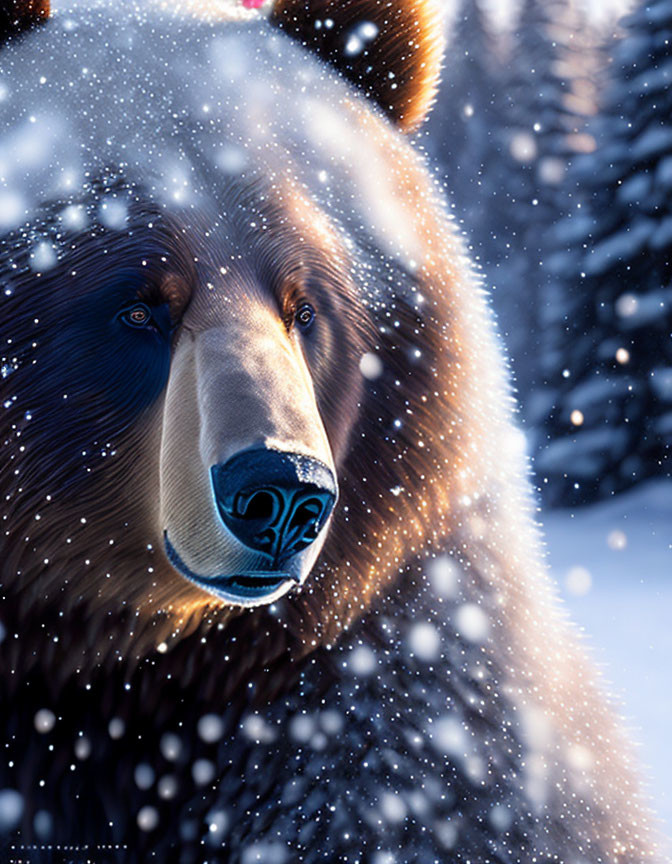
120, 303, 152, 328
295, 303, 315, 330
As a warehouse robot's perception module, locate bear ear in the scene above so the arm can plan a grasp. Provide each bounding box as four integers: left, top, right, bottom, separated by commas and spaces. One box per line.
0, 0, 49, 43
270, 0, 444, 132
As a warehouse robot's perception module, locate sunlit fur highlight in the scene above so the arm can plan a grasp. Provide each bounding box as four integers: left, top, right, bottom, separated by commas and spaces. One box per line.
0, 3, 666, 861
272, 0, 445, 132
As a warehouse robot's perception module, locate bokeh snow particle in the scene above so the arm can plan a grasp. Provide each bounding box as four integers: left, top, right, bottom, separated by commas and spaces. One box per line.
319, 710, 343, 736
380, 791, 407, 824
242, 841, 288, 864
567, 743, 595, 773
372, 853, 396, 864
206, 808, 229, 840
59, 204, 87, 231
344, 21, 379, 56
565, 566, 592, 597
289, 713, 315, 744
428, 556, 459, 600
160, 732, 182, 760
607, 529, 627, 550
98, 197, 128, 230
216, 144, 248, 174
134, 763, 155, 790
33, 809, 53, 840
489, 802, 512, 832
158, 774, 179, 800
198, 713, 224, 743
0, 789, 23, 832
359, 352, 383, 381
74, 736, 91, 760
431, 715, 468, 757
108, 717, 125, 740
137, 805, 159, 832
241, 714, 276, 743
407, 621, 441, 662
192, 759, 216, 786
616, 292, 639, 318
509, 131, 537, 163
34, 708, 56, 734
29, 242, 57, 273
348, 644, 377, 676
455, 603, 490, 643
0, 191, 25, 230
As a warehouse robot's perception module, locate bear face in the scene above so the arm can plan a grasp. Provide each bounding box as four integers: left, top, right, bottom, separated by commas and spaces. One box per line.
1, 0, 456, 654
0, 3, 665, 861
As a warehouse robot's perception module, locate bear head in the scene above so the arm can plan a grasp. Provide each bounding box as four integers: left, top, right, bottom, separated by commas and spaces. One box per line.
0, 0, 512, 666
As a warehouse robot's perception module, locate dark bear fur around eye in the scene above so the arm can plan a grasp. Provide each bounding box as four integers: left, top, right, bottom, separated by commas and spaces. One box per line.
1, 244, 174, 498
118, 301, 173, 338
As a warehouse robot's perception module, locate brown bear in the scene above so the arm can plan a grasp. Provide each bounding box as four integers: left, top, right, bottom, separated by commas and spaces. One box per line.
0, 0, 665, 862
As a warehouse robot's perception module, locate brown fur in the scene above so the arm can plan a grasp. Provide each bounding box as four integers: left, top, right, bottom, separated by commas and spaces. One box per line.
0, 0, 49, 41
271, 0, 444, 131
0, 3, 666, 861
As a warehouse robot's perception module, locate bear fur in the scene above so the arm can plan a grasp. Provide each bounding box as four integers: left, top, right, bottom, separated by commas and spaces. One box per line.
0, 0, 665, 862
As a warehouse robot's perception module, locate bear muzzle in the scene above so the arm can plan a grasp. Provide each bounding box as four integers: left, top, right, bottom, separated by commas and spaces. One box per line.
163, 449, 336, 605
210, 449, 337, 563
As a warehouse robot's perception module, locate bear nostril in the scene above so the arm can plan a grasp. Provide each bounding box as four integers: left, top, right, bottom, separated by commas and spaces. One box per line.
211, 450, 337, 562
235, 490, 276, 522
290, 499, 323, 536
254, 528, 277, 550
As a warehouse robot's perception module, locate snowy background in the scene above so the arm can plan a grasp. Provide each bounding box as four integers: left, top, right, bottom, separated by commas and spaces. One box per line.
544, 482, 672, 834
427, 0, 672, 835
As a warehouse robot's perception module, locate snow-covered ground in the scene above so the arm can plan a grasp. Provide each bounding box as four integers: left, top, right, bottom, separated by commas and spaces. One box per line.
541, 480, 672, 838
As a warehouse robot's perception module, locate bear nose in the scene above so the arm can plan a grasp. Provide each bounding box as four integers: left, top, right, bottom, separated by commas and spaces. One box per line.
211, 449, 337, 562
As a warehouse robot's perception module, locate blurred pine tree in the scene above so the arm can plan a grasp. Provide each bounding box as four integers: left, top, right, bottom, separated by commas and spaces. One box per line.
427, 0, 592, 400
537, 0, 672, 505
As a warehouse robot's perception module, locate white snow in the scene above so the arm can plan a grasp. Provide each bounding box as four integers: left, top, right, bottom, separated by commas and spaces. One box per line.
241, 714, 277, 744
615, 288, 672, 327
33, 708, 56, 733
0, 789, 23, 832
379, 791, 407, 823
134, 763, 155, 790
241, 841, 288, 864
157, 774, 178, 800
192, 758, 216, 786
159, 731, 182, 760
289, 713, 315, 744
454, 603, 490, 643
489, 802, 513, 832
29, 241, 57, 272
407, 621, 441, 661
430, 715, 469, 757
359, 352, 383, 381
108, 717, 125, 739
348, 644, 378, 676
136, 805, 159, 831
427, 555, 460, 599
206, 808, 229, 839
543, 480, 672, 833
74, 737, 91, 760
197, 713, 225, 743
